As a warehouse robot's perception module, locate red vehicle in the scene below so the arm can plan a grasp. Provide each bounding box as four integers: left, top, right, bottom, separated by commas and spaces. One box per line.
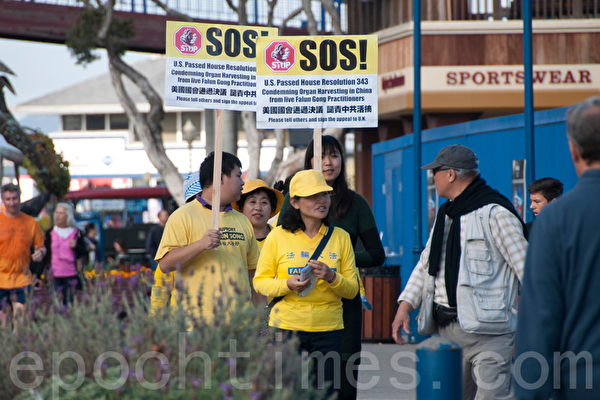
65, 186, 177, 262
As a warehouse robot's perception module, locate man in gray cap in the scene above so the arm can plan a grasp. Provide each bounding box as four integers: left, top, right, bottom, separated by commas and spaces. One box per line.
392, 144, 528, 399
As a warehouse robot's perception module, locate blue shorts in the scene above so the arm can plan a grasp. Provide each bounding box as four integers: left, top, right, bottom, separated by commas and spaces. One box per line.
0, 286, 29, 310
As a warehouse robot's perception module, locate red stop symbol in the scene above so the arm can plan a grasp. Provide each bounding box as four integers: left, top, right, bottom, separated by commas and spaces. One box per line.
264, 40, 295, 73
174, 26, 202, 56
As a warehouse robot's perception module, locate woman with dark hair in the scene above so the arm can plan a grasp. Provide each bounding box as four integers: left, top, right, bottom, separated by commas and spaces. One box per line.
83, 222, 102, 269
233, 179, 283, 251
233, 179, 284, 304
279, 134, 386, 400
112, 238, 130, 265
254, 170, 358, 398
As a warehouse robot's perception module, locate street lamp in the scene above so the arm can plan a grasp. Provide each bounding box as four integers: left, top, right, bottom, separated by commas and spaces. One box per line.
183, 118, 199, 173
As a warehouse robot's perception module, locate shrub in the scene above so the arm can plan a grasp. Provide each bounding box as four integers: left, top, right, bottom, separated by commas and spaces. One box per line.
0, 273, 326, 400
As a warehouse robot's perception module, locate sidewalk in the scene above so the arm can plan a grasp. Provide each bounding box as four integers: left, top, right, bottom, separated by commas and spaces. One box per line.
357, 342, 418, 400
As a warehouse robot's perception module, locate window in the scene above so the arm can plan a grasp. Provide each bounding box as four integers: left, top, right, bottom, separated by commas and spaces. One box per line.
86, 114, 105, 130
110, 114, 129, 130
62, 115, 82, 131
161, 113, 177, 143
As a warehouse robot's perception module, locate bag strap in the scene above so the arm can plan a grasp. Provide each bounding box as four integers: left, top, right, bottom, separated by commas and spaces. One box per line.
267, 226, 335, 308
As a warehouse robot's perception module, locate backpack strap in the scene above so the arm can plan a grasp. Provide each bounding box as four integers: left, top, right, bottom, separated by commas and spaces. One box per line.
267, 226, 335, 308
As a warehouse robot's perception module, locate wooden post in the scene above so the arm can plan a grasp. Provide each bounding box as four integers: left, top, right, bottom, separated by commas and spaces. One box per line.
313, 127, 322, 172
211, 109, 225, 230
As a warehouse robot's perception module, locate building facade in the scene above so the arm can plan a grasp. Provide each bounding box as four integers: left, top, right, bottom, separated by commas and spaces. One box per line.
13, 56, 283, 192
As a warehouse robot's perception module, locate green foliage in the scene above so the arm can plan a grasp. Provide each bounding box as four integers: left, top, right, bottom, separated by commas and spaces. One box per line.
22, 130, 70, 198
66, 6, 135, 65
1, 274, 327, 400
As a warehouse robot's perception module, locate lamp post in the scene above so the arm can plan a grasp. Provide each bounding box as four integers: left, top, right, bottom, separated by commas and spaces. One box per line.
183, 118, 199, 173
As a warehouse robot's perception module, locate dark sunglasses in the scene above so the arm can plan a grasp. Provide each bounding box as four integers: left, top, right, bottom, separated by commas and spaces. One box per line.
433, 167, 453, 175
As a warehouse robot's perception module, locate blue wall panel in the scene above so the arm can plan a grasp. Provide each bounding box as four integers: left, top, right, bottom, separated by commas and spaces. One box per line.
373, 106, 577, 296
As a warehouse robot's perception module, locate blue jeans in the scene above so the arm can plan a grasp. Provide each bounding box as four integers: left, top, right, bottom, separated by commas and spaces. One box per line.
277, 328, 343, 397
0, 286, 29, 311
53, 276, 81, 305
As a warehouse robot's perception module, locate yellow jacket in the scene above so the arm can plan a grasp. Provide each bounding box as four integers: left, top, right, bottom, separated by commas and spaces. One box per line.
253, 224, 358, 332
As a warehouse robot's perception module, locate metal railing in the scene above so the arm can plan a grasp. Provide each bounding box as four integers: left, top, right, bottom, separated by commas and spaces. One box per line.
19, 0, 348, 32
347, 0, 599, 35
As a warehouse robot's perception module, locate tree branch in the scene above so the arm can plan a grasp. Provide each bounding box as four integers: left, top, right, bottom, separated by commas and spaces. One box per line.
97, 0, 115, 41
321, 0, 343, 34
266, 0, 278, 27
263, 128, 285, 185
150, 0, 195, 22
279, 6, 303, 35
107, 55, 164, 141
108, 55, 184, 205
224, 0, 248, 25
301, 0, 319, 35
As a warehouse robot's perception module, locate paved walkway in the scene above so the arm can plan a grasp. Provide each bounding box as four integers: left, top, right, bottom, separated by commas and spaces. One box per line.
357, 342, 418, 400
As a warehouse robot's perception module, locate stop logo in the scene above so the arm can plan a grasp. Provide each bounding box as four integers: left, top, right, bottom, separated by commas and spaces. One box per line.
264, 40, 295, 73
174, 26, 202, 56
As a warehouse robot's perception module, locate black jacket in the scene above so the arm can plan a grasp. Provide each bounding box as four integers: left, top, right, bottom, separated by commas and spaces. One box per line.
30, 227, 87, 278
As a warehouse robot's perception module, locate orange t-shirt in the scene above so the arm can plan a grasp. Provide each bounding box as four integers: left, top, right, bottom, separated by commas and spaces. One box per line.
0, 212, 45, 289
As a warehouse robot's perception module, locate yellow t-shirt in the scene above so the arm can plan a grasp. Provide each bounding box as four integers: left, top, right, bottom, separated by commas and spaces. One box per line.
253, 224, 358, 332
150, 265, 174, 313
255, 224, 273, 253
155, 201, 259, 321
0, 212, 45, 289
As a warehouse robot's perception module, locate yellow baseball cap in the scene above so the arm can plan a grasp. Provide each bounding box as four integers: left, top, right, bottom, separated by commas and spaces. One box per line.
232, 179, 284, 218
290, 170, 333, 198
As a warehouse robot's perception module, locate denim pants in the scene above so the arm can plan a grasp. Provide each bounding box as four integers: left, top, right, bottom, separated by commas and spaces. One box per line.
53, 276, 81, 305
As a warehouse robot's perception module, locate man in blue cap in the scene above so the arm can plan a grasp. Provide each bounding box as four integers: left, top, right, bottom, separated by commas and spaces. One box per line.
392, 144, 528, 399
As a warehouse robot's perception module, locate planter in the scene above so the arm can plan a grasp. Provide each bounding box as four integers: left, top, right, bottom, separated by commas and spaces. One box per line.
361, 276, 400, 341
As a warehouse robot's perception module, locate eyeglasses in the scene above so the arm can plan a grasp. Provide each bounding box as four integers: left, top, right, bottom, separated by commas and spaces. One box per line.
433, 167, 453, 175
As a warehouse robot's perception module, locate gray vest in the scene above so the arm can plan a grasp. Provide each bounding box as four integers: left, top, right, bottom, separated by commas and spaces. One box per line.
456, 204, 520, 334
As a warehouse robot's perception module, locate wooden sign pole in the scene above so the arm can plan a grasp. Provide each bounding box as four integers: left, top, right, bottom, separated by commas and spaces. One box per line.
313, 127, 322, 172
211, 109, 225, 230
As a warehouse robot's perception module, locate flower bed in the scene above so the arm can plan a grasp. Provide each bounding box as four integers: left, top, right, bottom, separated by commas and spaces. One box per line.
1, 275, 326, 400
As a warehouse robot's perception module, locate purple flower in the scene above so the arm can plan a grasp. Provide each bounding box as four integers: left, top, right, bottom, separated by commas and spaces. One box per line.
160, 362, 170, 373
220, 383, 233, 394
122, 345, 136, 357
128, 274, 139, 288
189, 377, 202, 388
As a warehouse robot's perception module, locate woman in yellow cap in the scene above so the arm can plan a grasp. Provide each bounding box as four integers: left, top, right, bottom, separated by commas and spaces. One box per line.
278, 135, 385, 400
253, 170, 359, 398
233, 179, 283, 252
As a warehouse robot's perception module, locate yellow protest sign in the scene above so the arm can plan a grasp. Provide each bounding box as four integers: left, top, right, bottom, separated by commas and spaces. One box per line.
165, 21, 277, 111
255, 35, 378, 129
